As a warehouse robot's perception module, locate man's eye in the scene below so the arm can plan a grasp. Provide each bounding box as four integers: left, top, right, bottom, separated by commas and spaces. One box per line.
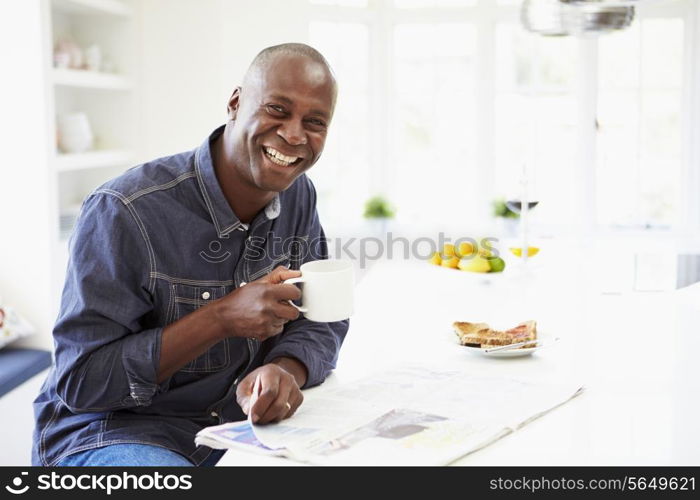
267, 104, 285, 114
307, 118, 327, 129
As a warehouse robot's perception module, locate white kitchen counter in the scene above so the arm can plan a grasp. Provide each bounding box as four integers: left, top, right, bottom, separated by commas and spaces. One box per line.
219, 254, 700, 466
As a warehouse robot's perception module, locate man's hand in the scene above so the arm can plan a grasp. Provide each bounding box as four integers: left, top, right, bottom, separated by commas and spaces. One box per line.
213, 266, 302, 341
236, 363, 304, 424
157, 266, 303, 382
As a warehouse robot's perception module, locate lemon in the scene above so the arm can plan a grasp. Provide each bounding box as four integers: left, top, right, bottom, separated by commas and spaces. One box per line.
487, 256, 506, 273
441, 255, 460, 269
458, 256, 490, 273
428, 252, 442, 266
456, 241, 475, 258
509, 247, 540, 258
478, 247, 493, 258
442, 243, 456, 257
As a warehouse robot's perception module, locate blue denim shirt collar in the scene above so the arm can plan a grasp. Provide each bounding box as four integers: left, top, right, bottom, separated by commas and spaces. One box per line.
194, 125, 280, 238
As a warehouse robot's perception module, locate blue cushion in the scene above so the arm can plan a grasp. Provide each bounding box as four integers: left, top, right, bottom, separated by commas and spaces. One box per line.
0, 348, 52, 398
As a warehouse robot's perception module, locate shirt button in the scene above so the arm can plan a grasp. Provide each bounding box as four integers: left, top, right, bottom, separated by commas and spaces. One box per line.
201, 291, 211, 300
211, 411, 218, 418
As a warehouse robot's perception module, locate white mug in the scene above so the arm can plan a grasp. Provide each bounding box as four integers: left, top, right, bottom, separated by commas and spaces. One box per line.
284, 259, 354, 322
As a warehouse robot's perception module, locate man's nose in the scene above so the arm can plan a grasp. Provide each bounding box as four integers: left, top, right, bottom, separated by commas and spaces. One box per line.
277, 120, 308, 146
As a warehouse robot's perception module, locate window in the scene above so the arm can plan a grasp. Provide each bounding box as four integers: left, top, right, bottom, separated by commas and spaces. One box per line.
494, 23, 577, 229
392, 23, 477, 226
308, 22, 371, 232
596, 18, 685, 229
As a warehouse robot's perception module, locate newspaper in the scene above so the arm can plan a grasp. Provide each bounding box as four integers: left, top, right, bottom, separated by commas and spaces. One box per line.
195, 365, 584, 465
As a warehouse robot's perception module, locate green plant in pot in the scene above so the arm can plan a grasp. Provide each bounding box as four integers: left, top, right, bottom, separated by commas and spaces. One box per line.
492, 198, 519, 219
492, 198, 519, 237
364, 196, 395, 235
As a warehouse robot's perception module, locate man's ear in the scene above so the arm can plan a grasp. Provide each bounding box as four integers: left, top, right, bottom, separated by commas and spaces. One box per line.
227, 87, 242, 121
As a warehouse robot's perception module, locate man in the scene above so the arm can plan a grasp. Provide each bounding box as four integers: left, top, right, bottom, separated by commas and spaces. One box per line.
32, 43, 348, 466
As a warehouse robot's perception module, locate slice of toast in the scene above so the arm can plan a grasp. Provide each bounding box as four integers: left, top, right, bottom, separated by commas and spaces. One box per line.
453, 320, 537, 349
453, 322, 491, 347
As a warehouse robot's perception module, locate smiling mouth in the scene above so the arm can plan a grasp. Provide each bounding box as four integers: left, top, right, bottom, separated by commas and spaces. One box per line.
263, 146, 302, 167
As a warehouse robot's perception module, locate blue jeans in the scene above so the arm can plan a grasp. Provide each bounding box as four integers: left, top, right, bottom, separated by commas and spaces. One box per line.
55, 444, 225, 467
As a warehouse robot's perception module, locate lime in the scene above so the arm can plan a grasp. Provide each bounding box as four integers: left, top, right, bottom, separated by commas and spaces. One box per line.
487, 256, 506, 273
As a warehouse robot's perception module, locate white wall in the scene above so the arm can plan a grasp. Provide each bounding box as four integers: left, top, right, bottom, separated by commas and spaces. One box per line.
0, 370, 49, 465
137, 0, 310, 160
0, 0, 56, 350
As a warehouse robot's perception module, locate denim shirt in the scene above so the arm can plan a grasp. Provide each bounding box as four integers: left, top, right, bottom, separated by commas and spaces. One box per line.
32, 125, 349, 466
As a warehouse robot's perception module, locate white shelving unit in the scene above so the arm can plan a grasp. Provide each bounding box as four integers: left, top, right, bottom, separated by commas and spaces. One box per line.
55, 149, 133, 172
53, 67, 134, 90
0, 0, 140, 350
48, 0, 138, 237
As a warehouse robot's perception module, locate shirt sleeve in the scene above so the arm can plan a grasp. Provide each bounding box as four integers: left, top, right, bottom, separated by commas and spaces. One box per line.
53, 191, 163, 413
263, 179, 349, 388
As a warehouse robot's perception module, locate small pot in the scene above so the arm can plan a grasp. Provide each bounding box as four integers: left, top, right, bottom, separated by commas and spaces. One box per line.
57, 112, 93, 154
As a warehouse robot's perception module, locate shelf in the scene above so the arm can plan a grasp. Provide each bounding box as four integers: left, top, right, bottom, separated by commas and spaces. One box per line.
55, 149, 132, 172
52, 0, 133, 18
53, 68, 133, 90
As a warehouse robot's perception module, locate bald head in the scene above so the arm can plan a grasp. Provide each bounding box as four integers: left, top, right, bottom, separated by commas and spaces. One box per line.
243, 43, 337, 108
248, 43, 333, 75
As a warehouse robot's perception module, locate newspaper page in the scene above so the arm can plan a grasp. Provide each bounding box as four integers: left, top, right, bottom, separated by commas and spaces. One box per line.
196, 365, 583, 465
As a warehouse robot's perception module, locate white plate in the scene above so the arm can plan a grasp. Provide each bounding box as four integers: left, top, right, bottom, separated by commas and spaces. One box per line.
468, 344, 540, 358
461, 335, 550, 358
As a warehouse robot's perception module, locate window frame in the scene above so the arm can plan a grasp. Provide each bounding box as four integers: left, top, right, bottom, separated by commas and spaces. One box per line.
307, 0, 700, 237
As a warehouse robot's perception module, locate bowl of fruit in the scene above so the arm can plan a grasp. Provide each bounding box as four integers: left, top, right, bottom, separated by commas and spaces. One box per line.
428, 241, 507, 279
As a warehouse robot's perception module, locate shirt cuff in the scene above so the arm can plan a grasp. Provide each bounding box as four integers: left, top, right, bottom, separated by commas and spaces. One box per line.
263, 342, 329, 389
121, 326, 163, 407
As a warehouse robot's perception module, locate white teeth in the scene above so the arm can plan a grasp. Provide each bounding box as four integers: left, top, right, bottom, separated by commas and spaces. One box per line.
264, 146, 298, 166
269, 155, 291, 167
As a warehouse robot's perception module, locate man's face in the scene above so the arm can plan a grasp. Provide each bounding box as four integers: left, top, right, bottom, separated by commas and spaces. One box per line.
227, 54, 336, 194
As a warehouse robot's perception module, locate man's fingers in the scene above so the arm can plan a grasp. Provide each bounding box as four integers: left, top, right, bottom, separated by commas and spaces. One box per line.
271, 302, 300, 321
237, 366, 303, 423
240, 396, 252, 415
235, 376, 256, 414
258, 385, 294, 424
263, 266, 301, 285
268, 283, 302, 301
285, 391, 304, 419
250, 374, 280, 423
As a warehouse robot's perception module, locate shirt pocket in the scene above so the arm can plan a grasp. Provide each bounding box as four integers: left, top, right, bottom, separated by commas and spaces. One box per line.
167, 282, 232, 373
247, 252, 292, 282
